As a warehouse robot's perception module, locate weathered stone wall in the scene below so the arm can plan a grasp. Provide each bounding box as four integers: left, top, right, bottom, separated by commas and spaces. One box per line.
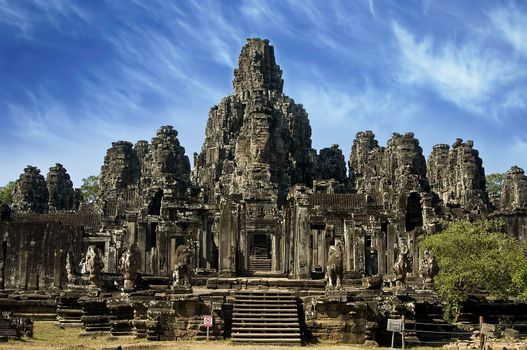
98, 126, 191, 228
193, 38, 315, 206
316, 144, 350, 192
303, 296, 368, 343
98, 141, 141, 225
140, 125, 190, 195
0, 221, 84, 289
500, 166, 527, 211
12, 166, 49, 214
46, 163, 75, 211
427, 139, 490, 215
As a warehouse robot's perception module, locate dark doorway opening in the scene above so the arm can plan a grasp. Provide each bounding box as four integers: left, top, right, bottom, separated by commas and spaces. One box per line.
249, 233, 271, 272
405, 193, 423, 232
147, 223, 157, 250
148, 190, 163, 216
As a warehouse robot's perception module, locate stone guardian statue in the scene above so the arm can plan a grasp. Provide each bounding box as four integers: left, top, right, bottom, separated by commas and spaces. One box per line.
325, 240, 344, 289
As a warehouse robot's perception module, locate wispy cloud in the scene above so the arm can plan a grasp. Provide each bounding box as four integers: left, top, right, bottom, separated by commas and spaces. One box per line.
0, 0, 89, 38
489, 6, 527, 57
292, 78, 419, 134
392, 21, 518, 115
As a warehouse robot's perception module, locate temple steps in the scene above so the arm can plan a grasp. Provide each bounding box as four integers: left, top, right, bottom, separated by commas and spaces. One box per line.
231, 290, 301, 344
249, 258, 272, 272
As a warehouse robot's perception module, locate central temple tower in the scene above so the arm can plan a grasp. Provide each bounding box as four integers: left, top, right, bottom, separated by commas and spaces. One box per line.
193, 38, 315, 275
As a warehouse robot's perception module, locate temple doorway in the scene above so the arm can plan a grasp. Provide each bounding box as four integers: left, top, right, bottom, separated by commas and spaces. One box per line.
249, 233, 271, 272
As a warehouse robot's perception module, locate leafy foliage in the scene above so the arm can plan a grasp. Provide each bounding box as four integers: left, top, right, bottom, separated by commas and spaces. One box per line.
486, 172, 505, 197
421, 219, 527, 321
0, 181, 15, 204
79, 175, 99, 203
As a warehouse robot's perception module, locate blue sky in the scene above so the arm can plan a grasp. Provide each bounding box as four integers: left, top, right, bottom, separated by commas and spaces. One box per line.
1, 0, 526, 187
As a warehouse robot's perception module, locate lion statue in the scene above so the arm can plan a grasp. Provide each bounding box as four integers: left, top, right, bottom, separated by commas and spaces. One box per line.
65, 251, 76, 285
393, 244, 412, 285
118, 244, 141, 290
172, 244, 193, 288
85, 245, 104, 288
419, 249, 439, 283
325, 240, 344, 289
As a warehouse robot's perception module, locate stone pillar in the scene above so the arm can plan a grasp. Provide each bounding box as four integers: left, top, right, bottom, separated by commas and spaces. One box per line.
376, 230, 386, 275
271, 234, 277, 271
157, 226, 168, 275
239, 227, 248, 274
343, 220, 354, 272
53, 250, 64, 289
319, 229, 327, 271
107, 247, 116, 273
19, 250, 28, 289
294, 189, 311, 279
218, 200, 237, 277
312, 229, 318, 267
126, 213, 138, 244
137, 224, 147, 272
353, 227, 365, 273
170, 237, 177, 270
271, 233, 280, 272
0, 241, 6, 290
386, 223, 398, 275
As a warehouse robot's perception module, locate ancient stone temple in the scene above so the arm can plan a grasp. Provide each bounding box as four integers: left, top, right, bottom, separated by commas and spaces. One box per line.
1, 38, 526, 345
11, 166, 49, 213
427, 139, 490, 217
47, 163, 75, 211
193, 38, 316, 277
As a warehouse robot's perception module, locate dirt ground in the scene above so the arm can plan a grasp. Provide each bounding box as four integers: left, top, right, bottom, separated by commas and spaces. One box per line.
0, 321, 423, 350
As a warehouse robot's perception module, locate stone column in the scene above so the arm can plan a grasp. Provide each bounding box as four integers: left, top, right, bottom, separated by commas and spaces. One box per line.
126, 213, 138, 244
271, 233, 277, 271
170, 237, 177, 270
343, 220, 354, 272
376, 230, 386, 275
218, 200, 237, 277
319, 229, 326, 271
0, 241, 6, 290
239, 226, 248, 274
312, 229, 319, 267
137, 224, 147, 273
353, 227, 365, 273
157, 225, 168, 275
293, 189, 311, 279
19, 250, 28, 289
53, 250, 64, 289
386, 223, 398, 275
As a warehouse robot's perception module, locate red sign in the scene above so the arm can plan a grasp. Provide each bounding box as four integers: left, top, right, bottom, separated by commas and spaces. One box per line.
203, 315, 213, 327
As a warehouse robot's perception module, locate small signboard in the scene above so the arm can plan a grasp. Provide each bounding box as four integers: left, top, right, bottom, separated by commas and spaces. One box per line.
387, 318, 403, 333
480, 323, 496, 337
203, 315, 213, 327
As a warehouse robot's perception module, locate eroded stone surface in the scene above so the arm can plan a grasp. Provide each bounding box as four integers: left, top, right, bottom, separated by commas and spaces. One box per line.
12, 166, 49, 213
47, 163, 75, 211
427, 139, 489, 215
500, 166, 527, 211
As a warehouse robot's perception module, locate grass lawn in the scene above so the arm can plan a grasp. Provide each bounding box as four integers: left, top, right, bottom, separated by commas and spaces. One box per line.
0, 321, 434, 350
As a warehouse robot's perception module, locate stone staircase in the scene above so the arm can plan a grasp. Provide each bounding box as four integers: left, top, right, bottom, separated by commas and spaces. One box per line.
231, 290, 301, 344
249, 257, 271, 272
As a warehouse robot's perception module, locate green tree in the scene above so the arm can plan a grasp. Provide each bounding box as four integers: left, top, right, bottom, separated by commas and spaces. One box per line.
421, 219, 527, 321
486, 172, 505, 197
0, 181, 15, 204
79, 175, 99, 203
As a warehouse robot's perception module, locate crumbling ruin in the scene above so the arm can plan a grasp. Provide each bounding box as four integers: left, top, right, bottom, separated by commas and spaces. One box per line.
0, 38, 526, 345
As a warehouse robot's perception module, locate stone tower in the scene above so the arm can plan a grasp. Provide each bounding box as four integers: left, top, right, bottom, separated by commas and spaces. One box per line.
12, 166, 49, 213
193, 38, 315, 205
427, 139, 489, 215
46, 163, 75, 211
193, 38, 315, 276
500, 166, 527, 211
